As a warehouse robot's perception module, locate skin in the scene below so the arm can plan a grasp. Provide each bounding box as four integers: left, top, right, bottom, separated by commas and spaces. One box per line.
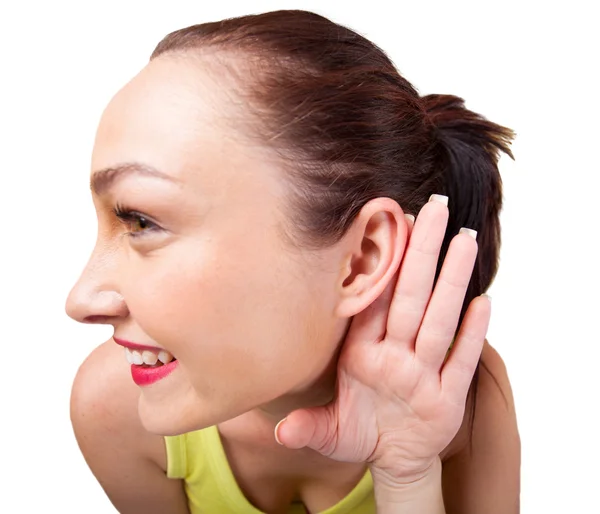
69, 54, 354, 436
67, 54, 520, 513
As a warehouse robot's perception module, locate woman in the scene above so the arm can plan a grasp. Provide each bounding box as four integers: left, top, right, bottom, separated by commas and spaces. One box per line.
66, 9, 520, 514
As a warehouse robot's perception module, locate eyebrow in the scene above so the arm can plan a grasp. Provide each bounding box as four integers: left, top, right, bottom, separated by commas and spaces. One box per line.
90, 162, 179, 196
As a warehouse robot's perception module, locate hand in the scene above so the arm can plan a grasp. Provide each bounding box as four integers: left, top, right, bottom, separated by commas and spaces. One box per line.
274, 195, 491, 482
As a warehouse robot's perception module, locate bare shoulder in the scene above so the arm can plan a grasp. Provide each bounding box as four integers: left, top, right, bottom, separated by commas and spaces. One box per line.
71, 339, 167, 466
479, 340, 517, 407
441, 339, 521, 514
71, 340, 189, 513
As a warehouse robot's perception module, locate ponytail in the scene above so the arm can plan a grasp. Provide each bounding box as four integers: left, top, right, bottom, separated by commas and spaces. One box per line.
422, 94, 515, 324
421, 95, 515, 441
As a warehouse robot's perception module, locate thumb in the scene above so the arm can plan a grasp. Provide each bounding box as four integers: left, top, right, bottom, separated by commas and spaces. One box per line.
274, 404, 338, 454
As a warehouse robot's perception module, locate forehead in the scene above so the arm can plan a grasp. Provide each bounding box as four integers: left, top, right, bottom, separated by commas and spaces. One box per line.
92, 55, 242, 181
90, 54, 287, 212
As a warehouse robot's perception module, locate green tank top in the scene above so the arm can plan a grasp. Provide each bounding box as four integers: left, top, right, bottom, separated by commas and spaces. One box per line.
165, 425, 376, 513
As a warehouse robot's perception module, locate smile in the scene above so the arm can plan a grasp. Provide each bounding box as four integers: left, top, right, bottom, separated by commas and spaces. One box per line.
124, 347, 179, 386
113, 338, 179, 386
124, 346, 176, 366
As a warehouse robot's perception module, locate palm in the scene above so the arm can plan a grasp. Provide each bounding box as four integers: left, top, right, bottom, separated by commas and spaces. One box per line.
276, 198, 491, 479
327, 329, 462, 474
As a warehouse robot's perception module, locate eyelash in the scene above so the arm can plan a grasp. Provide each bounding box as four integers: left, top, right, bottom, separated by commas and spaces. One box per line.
113, 204, 161, 238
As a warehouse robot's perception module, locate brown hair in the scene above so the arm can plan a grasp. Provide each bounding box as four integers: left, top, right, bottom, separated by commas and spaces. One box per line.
151, 9, 514, 433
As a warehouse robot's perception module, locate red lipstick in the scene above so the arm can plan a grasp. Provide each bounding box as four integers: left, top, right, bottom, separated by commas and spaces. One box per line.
130, 360, 179, 386
113, 337, 179, 387
113, 337, 162, 353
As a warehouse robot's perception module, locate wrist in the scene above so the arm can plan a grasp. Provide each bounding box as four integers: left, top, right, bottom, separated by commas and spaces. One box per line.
370, 457, 445, 513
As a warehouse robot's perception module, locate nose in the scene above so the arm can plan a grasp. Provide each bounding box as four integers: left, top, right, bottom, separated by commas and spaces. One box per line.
65, 245, 129, 324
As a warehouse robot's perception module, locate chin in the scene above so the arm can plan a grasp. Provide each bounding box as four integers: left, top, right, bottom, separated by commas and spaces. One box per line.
137, 397, 210, 436
136, 393, 252, 436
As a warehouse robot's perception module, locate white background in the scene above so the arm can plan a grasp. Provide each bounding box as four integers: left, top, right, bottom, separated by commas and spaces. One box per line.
0, 0, 598, 512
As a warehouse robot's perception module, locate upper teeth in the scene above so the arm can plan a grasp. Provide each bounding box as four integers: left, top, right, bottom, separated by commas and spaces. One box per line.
124, 347, 175, 365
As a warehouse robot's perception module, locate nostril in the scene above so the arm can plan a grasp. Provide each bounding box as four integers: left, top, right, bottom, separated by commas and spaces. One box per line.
83, 315, 114, 324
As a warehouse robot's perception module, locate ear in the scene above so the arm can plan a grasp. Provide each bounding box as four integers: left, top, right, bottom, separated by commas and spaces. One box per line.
335, 198, 408, 318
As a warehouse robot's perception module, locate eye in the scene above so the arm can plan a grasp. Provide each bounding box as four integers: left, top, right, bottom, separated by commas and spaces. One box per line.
113, 205, 161, 238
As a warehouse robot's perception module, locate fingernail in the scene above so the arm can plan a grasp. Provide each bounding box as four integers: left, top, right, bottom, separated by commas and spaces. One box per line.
482, 293, 492, 303
459, 227, 477, 239
429, 194, 448, 206
404, 213, 415, 224
274, 417, 287, 445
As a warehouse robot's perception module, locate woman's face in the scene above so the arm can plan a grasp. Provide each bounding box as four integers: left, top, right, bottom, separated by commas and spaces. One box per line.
66, 55, 350, 435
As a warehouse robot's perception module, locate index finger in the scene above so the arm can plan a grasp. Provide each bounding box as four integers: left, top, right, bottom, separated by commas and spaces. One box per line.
386, 195, 449, 348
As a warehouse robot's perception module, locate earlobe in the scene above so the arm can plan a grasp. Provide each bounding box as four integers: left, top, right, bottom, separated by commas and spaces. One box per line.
334, 198, 407, 318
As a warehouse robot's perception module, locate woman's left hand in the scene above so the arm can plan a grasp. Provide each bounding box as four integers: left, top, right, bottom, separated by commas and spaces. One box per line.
274, 196, 492, 484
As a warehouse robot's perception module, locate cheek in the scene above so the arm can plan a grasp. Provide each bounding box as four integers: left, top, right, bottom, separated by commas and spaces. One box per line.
122, 246, 235, 344
122, 239, 339, 392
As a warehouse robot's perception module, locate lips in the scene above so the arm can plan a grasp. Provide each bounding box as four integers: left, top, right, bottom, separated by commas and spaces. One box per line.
129, 358, 179, 386
113, 337, 166, 354
113, 337, 179, 386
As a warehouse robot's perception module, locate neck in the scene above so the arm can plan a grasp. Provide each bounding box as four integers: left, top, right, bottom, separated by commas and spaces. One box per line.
253, 339, 342, 429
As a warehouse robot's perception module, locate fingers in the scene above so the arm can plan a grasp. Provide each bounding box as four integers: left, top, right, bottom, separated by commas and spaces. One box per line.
414, 229, 479, 370
386, 195, 449, 348
404, 213, 415, 236
441, 295, 491, 405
